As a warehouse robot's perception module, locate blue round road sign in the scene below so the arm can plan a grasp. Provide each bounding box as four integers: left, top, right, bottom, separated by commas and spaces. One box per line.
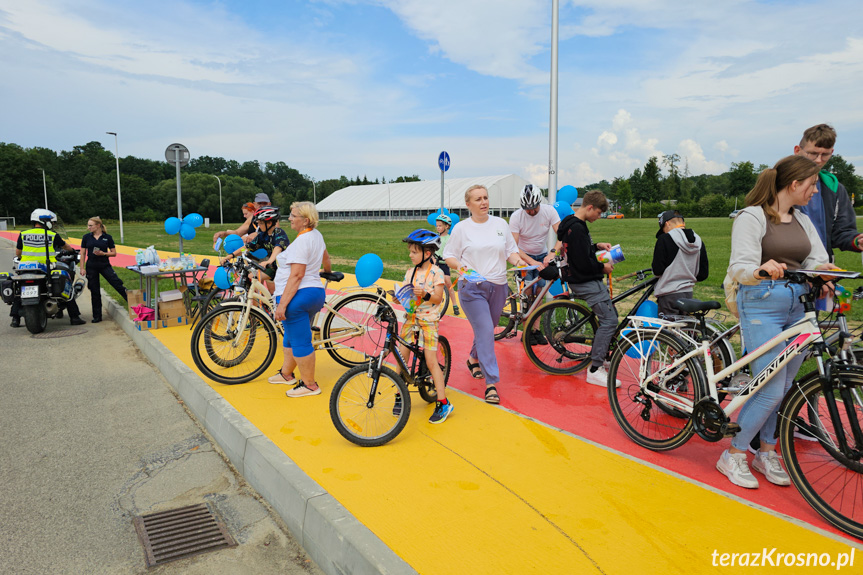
438, 151, 450, 172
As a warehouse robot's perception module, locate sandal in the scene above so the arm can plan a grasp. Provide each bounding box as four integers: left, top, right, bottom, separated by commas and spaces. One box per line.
484, 385, 500, 404
466, 359, 484, 379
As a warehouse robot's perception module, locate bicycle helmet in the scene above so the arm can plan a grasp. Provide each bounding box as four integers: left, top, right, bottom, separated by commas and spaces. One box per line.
521, 184, 542, 209
252, 206, 280, 224
403, 229, 442, 251
435, 213, 452, 228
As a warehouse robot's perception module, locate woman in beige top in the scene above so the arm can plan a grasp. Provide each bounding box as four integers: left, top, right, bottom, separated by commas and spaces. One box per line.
718, 155, 834, 490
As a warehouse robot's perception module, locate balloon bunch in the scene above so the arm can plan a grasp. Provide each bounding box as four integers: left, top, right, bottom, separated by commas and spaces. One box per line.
164, 213, 204, 240
426, 207, 460, 228
552, 185, 579, 220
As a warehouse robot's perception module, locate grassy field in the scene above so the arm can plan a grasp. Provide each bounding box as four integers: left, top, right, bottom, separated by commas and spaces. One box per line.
18, 216, 862, 322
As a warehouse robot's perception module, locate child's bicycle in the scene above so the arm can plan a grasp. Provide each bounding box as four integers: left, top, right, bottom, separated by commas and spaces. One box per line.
329, 304, 452, 447
190, 254, 395, 384
608, 270, 863, 540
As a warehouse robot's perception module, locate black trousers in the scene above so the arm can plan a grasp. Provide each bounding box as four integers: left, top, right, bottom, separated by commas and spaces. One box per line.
87, 262, 128, 319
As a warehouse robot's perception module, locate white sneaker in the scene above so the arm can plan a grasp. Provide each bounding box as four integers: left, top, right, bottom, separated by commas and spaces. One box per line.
752, 450, 791, 486
285, 381, 322, 398
586, 366, 621, 388
716, 449, 759, 489
268, 371, 297, 385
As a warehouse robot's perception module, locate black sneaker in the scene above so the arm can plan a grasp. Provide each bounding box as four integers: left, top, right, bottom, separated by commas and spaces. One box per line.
392, 393, 402, 417
10, 317, 20, 328
70, 317, 86, 326
793, 416, 819, 442
529, 330, 548, 345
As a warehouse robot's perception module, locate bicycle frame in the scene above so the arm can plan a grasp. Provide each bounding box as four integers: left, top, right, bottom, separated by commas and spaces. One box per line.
628, 309, 823, 418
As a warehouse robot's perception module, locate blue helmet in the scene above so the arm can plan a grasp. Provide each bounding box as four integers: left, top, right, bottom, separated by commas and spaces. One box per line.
435, 213, 452, 227
403, 229, 442, 250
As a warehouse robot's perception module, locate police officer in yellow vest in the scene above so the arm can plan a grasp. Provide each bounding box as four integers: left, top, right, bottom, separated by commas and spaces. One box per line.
11, 209, 85, 327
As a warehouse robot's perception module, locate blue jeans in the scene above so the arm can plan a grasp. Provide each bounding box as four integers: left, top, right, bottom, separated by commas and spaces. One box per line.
731, 281, 807, 451
524, 251, 548, 291
276, 287, 326, 358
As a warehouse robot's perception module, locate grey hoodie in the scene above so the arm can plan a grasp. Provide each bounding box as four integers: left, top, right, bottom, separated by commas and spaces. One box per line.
654, 227, 704, 297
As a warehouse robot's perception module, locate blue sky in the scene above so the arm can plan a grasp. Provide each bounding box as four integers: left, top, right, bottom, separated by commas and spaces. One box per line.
1, 0, 861, 188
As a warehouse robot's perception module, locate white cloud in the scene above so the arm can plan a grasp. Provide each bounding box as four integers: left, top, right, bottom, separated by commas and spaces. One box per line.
597, 131, 617, 149
677, 139, 725, 175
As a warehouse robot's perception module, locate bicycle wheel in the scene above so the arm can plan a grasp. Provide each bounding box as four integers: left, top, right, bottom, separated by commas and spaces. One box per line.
494, 296, 518, 340
191, 304, 278, 385
432, 288, 450, 319
522, 299, 597, 375
330, 364, 411, 447
322, 293, 393, 367
607, 329, 705, 451
417, 335, 452, 402
779, 370, 863, 539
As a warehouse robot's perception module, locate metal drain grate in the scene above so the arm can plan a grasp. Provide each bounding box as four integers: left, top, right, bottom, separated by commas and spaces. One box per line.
133, 503, 236, 567
31, 328, 87, 339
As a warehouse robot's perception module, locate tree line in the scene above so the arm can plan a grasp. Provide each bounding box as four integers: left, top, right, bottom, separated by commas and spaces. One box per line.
582, 154, 862, 219
0, 141, 420, 224
2, 140, 858, 225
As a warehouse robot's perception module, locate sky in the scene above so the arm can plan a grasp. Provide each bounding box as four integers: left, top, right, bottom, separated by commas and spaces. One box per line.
1, 0, 862, 188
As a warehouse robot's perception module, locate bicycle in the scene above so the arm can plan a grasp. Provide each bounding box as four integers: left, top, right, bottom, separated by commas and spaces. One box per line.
190, 255, 396, 384
494, 258, 571, 340
606, 269, 863, 540
520, 268, 658, 375
330, 303, 452, 447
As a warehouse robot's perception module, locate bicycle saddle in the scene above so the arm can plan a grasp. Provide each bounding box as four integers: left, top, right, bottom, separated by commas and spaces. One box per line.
321, 271, 344, 282
675, 298, 721, 314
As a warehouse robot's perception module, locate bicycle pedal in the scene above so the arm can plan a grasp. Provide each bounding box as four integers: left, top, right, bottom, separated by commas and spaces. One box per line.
720, 422, 741, 438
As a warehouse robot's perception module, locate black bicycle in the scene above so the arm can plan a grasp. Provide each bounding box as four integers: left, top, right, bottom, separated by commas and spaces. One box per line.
329, 304, 452, 447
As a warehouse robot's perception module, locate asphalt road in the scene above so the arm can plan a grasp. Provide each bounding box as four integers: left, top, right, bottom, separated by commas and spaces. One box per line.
0, 241, 324, 574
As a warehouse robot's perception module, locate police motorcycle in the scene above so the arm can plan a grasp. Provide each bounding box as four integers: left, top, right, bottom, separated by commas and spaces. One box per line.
0, 210, 86, 334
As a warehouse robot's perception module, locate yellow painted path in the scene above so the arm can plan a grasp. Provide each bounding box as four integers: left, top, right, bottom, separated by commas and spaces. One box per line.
153, 318, 860, 574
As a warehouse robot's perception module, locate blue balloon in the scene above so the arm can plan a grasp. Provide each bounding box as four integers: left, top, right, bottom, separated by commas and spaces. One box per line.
427, 212, 438, 226
624, 301, 661, 358
250, 248, 268, 260
179, 223, 196, 240
184, 213, 204, 228
558, 185, 578, 205
448, 212, 460, 229
553, 201, 574, 220
355, 253, 384, 288
548, 279, 564, 297
214, 267, 233, 289
223, 234, 244, 254
164, 217, 182, 235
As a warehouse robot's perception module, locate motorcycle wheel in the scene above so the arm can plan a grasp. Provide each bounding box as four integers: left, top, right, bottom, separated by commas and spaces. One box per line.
23, 304, 47, 334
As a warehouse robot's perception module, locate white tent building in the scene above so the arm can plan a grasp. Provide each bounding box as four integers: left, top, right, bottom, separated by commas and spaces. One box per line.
316, 174, 534, 221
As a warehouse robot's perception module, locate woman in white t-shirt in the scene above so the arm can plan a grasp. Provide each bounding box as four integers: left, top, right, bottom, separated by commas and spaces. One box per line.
443, 184, 527, 404
269, 202, 331, 398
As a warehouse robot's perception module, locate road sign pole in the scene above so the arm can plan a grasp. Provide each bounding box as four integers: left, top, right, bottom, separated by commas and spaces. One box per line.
175, 147, 183, 253
440, 170, 444, 212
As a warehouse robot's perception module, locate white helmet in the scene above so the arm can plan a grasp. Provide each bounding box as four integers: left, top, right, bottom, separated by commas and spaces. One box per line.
521, 184, 542, 209
30, 209, 57, 226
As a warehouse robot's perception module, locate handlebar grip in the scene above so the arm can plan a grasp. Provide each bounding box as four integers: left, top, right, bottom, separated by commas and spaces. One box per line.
757, 269, 771, 278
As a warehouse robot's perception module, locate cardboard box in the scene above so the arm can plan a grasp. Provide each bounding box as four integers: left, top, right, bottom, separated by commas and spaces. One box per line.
128, 289, 146, 319
158, 299, 186, 320
134, 316, 189, 331
159, 289, 184, 302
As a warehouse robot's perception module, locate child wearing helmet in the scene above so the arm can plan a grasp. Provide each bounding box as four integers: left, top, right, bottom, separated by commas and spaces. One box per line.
221, 207, 289, 290
434, 214, 459, 316
398, 229, 452, 424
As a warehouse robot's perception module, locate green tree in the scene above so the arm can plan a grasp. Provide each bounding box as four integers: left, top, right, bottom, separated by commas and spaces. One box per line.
728, 161, 757, 198
824, 154, 861, 205
642, 156, 662, 202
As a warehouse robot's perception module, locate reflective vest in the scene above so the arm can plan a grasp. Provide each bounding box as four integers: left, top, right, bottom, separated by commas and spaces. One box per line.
19, 228, 57, 264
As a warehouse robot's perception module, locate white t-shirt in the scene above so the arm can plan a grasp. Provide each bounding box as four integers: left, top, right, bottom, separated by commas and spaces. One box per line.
441, 216, 518, 285
508, 204, 560, 254
274, 229, 327, 295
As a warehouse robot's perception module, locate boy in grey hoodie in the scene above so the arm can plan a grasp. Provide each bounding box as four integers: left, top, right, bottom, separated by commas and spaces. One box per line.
651, 210, 709, 317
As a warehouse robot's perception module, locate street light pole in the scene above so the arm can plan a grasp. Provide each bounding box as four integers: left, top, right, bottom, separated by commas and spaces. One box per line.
39, 168, 48, 209
213, 175, 223, 224
106, 132, 124, 243
311, 178, 316, 205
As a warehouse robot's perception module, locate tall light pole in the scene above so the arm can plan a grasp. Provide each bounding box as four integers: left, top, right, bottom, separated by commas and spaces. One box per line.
311, 178, 316, 205
106, 132, 124, 243
39, 168, 48, 209
213, 175, 223, 224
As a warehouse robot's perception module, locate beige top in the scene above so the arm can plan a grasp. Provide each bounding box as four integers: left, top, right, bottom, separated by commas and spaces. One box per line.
761, 217, 810, 270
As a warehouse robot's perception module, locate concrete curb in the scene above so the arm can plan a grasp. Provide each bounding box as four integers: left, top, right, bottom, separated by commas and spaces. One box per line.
103, 291, 416, 575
